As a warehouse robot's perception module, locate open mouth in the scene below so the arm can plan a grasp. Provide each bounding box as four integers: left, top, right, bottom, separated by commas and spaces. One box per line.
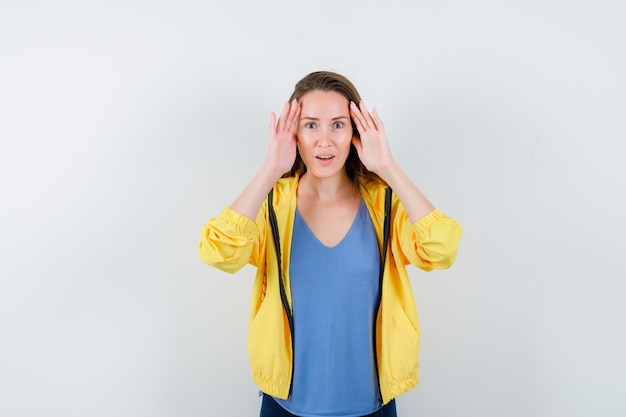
316, 155, 334, 160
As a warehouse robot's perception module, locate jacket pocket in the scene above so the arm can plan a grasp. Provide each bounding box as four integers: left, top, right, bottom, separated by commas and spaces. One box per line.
386, 305, 420, 378
247, 293, 292, 395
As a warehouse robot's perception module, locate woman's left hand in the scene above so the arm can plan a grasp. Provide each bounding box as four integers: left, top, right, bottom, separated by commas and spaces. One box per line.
350, 101, 396, 175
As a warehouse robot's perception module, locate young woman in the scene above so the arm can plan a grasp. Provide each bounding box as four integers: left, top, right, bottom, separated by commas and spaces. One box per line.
199, 71, 462, 417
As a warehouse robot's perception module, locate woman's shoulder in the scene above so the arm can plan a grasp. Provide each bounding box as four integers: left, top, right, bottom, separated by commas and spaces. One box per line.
360, 180, 393, 223
274, 175, 299, 195
271, 175, 299, 210
361, 179, 390, 203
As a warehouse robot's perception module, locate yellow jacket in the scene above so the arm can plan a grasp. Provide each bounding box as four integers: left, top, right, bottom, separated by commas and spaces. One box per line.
198, 176, 462, 404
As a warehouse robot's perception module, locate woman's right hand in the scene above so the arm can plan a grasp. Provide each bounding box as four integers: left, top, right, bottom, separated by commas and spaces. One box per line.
264, 99, 301, 177
229, 100, 301, 220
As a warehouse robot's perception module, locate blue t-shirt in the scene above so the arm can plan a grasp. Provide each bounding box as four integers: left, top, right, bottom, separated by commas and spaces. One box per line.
274, 200, 382, 417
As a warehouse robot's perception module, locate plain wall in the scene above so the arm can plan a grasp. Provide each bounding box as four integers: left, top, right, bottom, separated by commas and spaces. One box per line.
1, 0, 624, 416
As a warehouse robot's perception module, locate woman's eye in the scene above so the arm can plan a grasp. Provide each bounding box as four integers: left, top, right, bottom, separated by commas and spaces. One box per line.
333, 122, 344, 129
305, 122, 316, 129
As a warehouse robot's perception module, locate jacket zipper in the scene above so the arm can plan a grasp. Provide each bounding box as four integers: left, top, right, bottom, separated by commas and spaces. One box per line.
267, 188, 295, 395
372, 187, 393, 403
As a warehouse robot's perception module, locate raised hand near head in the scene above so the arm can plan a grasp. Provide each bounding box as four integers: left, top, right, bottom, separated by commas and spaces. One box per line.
349, 101, 395, 176
265, 99, 301, 177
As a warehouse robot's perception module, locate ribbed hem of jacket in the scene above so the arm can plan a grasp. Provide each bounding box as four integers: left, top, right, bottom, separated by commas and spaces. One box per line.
381, 375, 419, 405
253, 373, 290, 401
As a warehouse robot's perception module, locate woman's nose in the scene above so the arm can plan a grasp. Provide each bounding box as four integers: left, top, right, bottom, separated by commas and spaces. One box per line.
317, 128, 331, 146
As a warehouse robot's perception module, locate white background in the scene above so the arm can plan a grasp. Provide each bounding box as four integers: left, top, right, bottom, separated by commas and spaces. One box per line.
1, 0, 624, 416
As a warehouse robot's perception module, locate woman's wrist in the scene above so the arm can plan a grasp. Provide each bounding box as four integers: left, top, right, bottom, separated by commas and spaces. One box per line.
259, 163, 287, 184
375, 160, 401, 185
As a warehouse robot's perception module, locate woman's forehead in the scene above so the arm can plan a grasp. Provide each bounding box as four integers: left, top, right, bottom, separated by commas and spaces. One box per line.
299, 90, 350, 116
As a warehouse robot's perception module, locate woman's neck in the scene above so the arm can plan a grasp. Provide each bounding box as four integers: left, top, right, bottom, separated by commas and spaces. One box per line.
298, 171, 357, 203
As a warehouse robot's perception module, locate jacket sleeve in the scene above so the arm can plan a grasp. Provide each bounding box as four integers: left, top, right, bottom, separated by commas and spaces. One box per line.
198, 206, 263, 274
393, 206, 463, 271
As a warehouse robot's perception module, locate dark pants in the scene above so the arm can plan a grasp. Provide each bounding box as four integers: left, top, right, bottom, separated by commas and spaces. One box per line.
260, 394, 397, 417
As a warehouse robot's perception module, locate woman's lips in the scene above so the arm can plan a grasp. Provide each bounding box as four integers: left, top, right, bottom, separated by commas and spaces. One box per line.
315, 155, 335, 164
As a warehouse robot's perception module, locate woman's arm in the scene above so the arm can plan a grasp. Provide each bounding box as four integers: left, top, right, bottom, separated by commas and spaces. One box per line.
230, 100, 301, 220
199, 100, 300, 271
349, 101, 434, 222
350, 101, 461, 269
376, 163, 435, 223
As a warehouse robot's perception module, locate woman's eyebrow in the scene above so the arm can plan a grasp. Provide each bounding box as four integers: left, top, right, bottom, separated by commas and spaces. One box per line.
300, 116, 349, 120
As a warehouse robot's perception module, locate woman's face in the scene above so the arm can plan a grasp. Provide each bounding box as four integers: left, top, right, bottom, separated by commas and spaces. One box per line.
296, 89, 354, 180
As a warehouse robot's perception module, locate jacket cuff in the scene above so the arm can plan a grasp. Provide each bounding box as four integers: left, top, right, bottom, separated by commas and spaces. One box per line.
413, 209, 446, 236
221, 207, 258, 237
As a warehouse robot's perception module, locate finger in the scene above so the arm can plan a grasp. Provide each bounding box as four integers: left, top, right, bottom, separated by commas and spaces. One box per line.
359, 101, 377, 130
269, 111, 277, 132
293, 102, 302, 130
350, 101, 365, 121
372, 108, 384, 129
280, 100, 299, 133
276, 101, 290, 131
351, 101, 371, 132
286, 99, 301, 131
350, 101, 367, 133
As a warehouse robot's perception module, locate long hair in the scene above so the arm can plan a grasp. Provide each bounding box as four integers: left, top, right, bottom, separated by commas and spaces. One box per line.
283, 71, 385, 190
